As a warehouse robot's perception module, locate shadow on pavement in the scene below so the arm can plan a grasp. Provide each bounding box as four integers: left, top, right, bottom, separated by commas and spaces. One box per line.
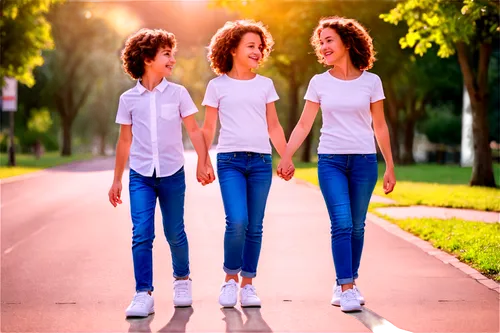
158, 307, 194, 332
347, 306, 413, 333
222, 307, 273, 332
127, 314, 155, 333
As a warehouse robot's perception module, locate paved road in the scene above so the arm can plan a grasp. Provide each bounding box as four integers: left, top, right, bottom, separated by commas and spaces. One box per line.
1, 152, 498, 332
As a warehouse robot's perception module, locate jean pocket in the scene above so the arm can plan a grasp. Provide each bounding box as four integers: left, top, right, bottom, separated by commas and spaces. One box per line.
262, 154, 272, 164
361, 154, 378, 163
160, 103, 179, 121
217, 153, 233, 162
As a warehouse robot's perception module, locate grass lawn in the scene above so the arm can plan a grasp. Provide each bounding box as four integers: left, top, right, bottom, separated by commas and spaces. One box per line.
0, 152, 94, 179
292, 161, 500, 211
375, 214, 500, 281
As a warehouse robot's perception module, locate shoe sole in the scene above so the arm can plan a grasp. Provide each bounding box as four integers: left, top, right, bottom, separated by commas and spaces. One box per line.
241, 304, 261, 308
219, 300, 237, 308
332, 300, 365, 306
125, 310, 155, 318
341, 306, 362, 312
174, 303, 192, 308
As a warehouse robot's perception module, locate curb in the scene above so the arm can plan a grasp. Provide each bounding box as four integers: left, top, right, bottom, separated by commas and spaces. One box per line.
293, 178, 500, 294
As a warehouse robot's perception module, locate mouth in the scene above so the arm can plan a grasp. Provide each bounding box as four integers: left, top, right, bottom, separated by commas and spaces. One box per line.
249, 55, 260, 61
323, 51, 333, 57
166, 65, 174, 69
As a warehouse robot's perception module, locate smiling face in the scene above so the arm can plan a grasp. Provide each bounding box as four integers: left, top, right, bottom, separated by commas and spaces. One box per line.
231, 32, 263, 70
146, 46, 176, 77
319, 27, 349, 66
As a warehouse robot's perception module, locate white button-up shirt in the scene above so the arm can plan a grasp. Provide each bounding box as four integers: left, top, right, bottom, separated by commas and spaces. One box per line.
115, 78, 198, 177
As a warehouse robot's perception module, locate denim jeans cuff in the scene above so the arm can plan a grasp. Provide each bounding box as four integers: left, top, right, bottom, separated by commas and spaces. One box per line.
173, 273, 190, 280
137, 287, 153, 293
353, 274, 359, 280
223, 266, 241, 275
337, 277, 354, 285
240, 270, 257, 278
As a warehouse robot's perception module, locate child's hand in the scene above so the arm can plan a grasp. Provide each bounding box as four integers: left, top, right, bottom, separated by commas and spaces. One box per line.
277, 158, 294, 181
197, 160, 215, 186
108, 181, 123, 207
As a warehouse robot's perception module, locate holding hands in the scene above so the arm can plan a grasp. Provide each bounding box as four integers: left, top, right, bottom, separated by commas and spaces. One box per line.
197, 159, 216, 186
277, 157, 295, 181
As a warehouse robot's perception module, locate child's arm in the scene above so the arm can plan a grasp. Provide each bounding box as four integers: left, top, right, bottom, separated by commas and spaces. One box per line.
201, 106, 218, 149
277, 100, 320, 178
266, 102, 287, 157
108, 125, 132, 207
183, 114, 215, 185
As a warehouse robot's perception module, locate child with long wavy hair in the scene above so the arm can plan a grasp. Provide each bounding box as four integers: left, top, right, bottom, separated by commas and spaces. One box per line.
278, 16, 396, 312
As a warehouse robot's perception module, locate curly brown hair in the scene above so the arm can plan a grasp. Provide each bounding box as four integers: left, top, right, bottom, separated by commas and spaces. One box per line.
310, 16, 376, 70
207, 20, 274, 76
121, 28, 177, 80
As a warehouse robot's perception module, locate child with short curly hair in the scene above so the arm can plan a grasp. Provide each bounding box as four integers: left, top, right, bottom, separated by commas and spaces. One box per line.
108, 28, 214, 317
278, 16, 396, 312
202, 20, 293, 308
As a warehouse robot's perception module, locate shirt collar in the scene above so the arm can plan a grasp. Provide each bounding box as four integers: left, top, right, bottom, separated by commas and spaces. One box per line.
136, 77, 169, 95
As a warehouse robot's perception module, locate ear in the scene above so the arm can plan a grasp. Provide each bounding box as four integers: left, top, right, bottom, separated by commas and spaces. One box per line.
144, 57, 153, 66
230, 48, 236, 57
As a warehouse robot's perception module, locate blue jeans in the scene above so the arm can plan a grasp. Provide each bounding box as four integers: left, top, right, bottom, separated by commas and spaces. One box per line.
317, 154, 378, 285
217, 152, 273, 278
129, 167, 189, 292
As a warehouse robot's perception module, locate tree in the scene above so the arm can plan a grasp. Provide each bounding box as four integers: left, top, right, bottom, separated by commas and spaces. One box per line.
381, 0, 499, 187
44, 2, 128, 156
0, 0, 63, 87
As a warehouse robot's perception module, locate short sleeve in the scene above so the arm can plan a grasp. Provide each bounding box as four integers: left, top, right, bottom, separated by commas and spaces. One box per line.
201, 80, 219, 108
115, 95, 132, 125
304, 76, 320, 103
371, 75, 385, 103
179, 86, 198, 118
266, 79, 279, 103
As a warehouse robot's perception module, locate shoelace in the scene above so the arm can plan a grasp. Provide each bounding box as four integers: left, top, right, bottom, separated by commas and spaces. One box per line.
242, 285, 257, 298
175, 281, 189, 298
221, 282, 237, 296
341, 289, 357, 301
132, 293, 148, 306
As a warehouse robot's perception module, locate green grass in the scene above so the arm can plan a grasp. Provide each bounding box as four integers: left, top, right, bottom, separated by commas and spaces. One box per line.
376, 214, 500, 281
0, 152, 94, 179
292, 161, 500, 211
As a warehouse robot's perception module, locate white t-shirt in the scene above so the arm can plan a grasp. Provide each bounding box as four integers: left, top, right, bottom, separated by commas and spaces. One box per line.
202, 74, 279, 154
115, 78, 198, 177
304, 70, 385, 154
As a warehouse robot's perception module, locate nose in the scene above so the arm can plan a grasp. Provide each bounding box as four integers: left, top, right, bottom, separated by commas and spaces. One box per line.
170, 55, 176, 64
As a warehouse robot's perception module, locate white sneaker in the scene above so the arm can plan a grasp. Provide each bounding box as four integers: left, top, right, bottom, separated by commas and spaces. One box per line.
173, 279, 193, 307
353, 285, 365, 305
340, 289, 362, 312
219, 279, 238, 307
240, 284, 261, 307
331, 284, 342, 306
331, 284, 365, 306
125, 292, 154, 317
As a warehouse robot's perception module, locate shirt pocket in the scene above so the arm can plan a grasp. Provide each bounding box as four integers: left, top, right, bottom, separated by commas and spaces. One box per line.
160, 103, 180, 121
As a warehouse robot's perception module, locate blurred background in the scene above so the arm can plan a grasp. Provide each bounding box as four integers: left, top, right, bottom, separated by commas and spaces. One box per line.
1, 0, 499, 188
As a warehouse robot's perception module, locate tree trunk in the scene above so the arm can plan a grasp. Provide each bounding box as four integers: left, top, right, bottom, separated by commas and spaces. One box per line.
286, 71, 299, 139
456, 42, 496, 187
384, 81, 400, 164
99, 133, 106, 156
470, 97, 495, 186
301, 128, 314, 162
61, 119, 73, 156
401, 117, 416, 165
